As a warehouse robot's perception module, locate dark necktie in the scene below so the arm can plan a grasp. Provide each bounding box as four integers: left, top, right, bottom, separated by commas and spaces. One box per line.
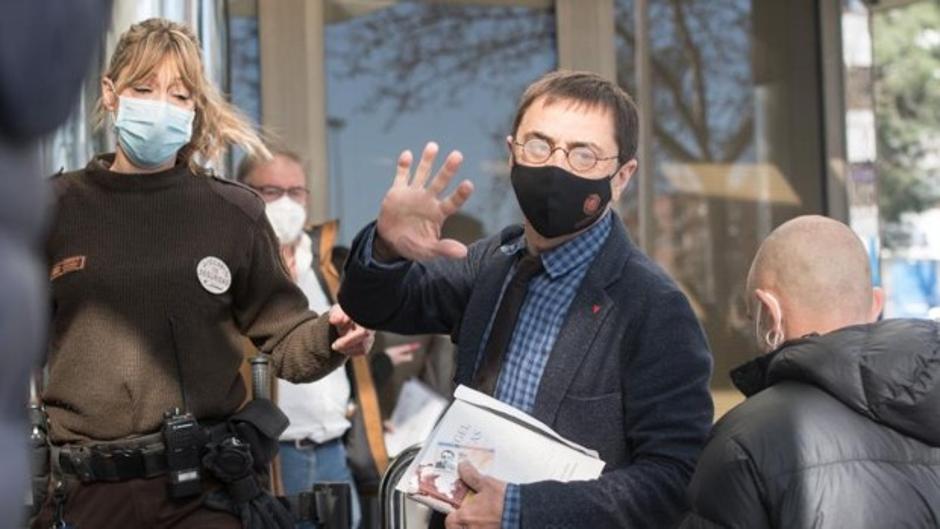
472, 254, 544, 396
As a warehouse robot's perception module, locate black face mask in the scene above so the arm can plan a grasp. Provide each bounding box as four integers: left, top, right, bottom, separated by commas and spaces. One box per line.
510, 162, 614, 239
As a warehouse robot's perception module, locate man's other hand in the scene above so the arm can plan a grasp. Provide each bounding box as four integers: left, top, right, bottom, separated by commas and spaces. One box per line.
445, 462, 507, 529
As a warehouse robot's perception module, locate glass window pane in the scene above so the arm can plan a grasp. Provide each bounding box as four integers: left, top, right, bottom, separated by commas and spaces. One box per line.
227, 0, 261, 172
617, 0, 826, 393
326, 2, 557, 244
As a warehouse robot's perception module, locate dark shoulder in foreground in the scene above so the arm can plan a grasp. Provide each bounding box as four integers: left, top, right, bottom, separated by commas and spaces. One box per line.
202, 170, 266, 222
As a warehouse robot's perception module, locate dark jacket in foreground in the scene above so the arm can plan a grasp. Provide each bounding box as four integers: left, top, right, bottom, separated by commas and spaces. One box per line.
1, 3, 112, 527
339, 217, 713, 528
681, 318, 940, 529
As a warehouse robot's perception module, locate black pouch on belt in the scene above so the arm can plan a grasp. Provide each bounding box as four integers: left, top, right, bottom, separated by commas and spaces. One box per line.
202, 399, 293, 529
226, 398, 289, 472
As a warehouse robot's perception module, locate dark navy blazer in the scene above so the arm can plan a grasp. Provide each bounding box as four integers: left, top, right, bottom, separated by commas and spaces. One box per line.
339, 216, 713, 528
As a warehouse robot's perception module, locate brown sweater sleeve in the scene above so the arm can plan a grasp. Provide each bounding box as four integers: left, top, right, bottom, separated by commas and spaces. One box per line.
232, 214, 346, 383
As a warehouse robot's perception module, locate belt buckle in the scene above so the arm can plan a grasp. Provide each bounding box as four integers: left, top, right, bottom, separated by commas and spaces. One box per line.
294, 438, 318, 450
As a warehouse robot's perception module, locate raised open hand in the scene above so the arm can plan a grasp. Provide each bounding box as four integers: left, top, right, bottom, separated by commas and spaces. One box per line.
374, 142, 475, 262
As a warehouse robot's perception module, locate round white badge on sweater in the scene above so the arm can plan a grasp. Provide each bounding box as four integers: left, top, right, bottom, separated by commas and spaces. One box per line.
197, 256, 231, 294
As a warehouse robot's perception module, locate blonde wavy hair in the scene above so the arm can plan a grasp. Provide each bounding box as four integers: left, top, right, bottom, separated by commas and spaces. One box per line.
96, 18, 270, 171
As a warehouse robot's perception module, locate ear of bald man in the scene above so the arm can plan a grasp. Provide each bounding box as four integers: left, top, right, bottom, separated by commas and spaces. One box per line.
752, 288, 784, 353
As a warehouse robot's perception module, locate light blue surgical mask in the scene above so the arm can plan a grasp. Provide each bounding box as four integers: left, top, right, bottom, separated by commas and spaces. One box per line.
113, 96, 194, 169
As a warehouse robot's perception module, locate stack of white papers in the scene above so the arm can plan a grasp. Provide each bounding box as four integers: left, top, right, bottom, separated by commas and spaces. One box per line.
397, 385, 605, 513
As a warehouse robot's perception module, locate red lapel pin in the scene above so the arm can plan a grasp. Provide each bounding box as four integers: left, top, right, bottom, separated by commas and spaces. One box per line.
592, 304, 601, 314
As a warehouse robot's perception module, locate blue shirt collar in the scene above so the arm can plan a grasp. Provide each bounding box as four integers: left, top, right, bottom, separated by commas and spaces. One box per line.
500, 211, 613, 279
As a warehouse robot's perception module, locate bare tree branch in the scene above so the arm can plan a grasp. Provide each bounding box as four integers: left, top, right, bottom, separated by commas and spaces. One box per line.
720, 114, 754, 163
670, 0, 713, 160
331, 1, 754, 163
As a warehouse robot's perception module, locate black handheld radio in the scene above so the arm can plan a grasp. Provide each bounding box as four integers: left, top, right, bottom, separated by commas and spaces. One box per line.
164, 318, 205, 499
162, 407, 204, 499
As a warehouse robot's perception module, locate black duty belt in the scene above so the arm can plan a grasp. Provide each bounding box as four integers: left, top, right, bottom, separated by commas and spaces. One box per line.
53, 433, 168, 482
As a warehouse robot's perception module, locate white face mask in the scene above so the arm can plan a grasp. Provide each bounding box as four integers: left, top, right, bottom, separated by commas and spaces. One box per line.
264, 196, 306, 244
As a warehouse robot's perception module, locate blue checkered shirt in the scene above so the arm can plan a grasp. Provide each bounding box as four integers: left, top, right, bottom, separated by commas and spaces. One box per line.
486, 213, 612, 529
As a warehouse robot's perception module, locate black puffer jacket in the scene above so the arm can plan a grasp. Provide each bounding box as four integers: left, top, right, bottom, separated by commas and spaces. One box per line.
680, 319, 940, 529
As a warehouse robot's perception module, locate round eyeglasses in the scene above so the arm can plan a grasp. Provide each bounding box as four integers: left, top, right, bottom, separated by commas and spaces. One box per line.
513, 138, 619, 172
250, 185, 309, 203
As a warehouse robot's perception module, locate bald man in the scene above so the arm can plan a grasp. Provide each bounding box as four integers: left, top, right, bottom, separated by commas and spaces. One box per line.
680, 215, 940, 529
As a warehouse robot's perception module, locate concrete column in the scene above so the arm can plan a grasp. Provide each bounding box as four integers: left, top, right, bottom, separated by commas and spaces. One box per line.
555, 0, 616, 81
258, 0, 329, 221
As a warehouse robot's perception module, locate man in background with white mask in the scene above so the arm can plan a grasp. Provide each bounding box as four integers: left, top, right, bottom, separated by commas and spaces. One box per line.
680, 215, 940, 529
237, 150, 368, 529
238, 152, 317, 280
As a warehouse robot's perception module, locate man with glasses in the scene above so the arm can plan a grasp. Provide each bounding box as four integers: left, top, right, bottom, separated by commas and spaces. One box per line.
339, 71, 713, 529
236, 150, 365, 529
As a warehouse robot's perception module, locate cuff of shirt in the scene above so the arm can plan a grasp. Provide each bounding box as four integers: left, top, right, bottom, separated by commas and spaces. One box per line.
361, 224, 408, 270
501, 483, 521, 529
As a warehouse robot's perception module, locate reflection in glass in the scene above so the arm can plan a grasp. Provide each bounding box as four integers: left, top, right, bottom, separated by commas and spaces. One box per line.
616, 0, 825, 388
325, 2, 556, 243
227, 0, 261, 173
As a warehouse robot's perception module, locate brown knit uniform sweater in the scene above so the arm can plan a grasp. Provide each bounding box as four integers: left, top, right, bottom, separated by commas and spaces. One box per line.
44, 155, 344, 443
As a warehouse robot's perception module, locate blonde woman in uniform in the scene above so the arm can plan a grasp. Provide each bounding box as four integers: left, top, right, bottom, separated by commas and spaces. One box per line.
34, 18, 371, 529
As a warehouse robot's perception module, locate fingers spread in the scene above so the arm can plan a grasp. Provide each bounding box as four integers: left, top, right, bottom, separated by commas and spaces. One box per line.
412, 142, 439, 187
393, 150, 413, 186
428, 150, 464, 195
440, 180, 475, 217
